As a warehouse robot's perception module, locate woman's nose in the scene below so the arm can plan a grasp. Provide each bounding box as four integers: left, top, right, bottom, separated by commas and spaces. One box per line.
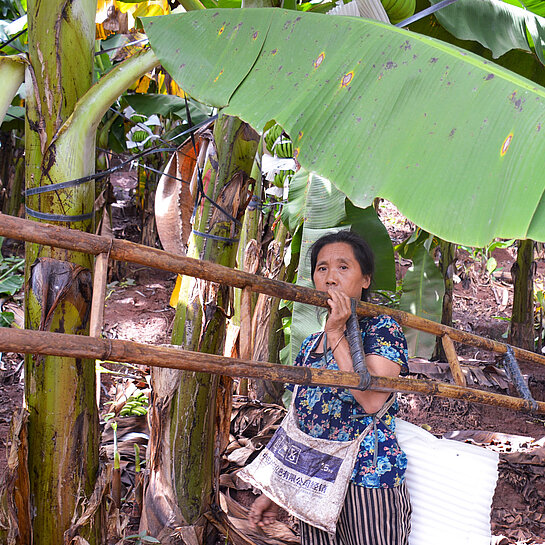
326, 274, 337, 285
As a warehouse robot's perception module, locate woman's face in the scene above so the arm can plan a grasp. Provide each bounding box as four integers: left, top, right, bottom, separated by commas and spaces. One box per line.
313, 242, 371, 299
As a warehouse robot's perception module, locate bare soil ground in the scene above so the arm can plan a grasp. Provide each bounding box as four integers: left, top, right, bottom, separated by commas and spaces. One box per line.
1, 200, 545, 543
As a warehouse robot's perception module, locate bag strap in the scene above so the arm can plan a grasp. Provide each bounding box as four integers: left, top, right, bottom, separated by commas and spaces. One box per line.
352, 394, 396, 443
291, 332, 325, 401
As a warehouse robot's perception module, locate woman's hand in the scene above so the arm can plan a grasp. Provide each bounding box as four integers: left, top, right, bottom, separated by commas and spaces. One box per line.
324, 289, 351, 337
248, 494, 280, 529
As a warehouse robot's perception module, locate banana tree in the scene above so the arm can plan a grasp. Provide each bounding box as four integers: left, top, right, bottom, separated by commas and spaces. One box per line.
0, 1, 161, 542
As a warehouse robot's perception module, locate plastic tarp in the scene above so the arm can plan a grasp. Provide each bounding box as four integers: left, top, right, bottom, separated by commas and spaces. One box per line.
396, 419, 499, 545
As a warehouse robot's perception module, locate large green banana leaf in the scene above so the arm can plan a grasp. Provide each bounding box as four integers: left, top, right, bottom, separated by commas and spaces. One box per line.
409, 0, 545, 87
345, 201, 396, 292
144, 9, 545, 247
399, 243, 444, 357
429, 0, 545, 62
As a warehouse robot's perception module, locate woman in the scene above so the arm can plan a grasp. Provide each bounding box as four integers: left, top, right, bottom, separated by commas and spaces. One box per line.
248, 230, 411, 545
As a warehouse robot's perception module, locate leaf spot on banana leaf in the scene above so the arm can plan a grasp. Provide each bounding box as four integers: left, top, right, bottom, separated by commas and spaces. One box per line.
449, 128, 456, 138
218, 25, 225, 36
313, 52, 325, 69
252, 31, 259, 40
484, 73, 494, 81
271, 48, 278, 55
400, 40, 411, 51
501, 133, 513, 156
340, 71, 354, 87
294, 147, 299, 158
430, 57, 438, 64
509, 91, 523, 111
537, 123, 541, 132
297, 131, 303, 140
213, 69, 224, 83
384, 61, 397, 70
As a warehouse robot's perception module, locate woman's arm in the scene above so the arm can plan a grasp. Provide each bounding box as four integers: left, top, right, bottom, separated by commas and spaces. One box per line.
333, 342, 400, 413
324, 290, 402, 413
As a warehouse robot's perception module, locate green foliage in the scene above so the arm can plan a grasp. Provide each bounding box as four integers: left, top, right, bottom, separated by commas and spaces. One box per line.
1, 104, 24, 130
459, 238, 515, 277
0, 311, 14, 327
399, 244, 444, 357
0, 242, 24, 329
126, 532, 161, 544
124, 93, 211, 123
345, 202, 396, 292
395, 229, 445, 357
396, 229, 435, 260
0, 5, 27, 55
430, 0, 545, 62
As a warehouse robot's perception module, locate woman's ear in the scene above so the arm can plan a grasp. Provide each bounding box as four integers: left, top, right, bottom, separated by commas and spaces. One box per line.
362, 275, 371, 289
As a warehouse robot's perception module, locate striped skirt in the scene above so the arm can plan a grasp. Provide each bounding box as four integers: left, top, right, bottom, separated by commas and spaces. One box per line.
300, 482, 412, 545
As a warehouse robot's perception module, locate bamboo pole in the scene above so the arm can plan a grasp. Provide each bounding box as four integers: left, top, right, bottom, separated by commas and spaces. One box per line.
90, 251, 109, 406
1, 213, 544, 367
0, 327, 542, 415
89, 252, 109, 338
441, 334, 467, 387
240, 286, 253, 360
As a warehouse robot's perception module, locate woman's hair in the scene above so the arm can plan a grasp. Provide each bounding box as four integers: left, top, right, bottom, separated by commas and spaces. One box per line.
309, 230, 375, 301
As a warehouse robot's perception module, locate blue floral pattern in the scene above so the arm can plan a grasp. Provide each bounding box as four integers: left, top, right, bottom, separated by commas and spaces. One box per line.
289, 315, 409, 489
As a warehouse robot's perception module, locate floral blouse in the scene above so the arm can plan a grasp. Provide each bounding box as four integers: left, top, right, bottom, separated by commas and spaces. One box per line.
289, 315, 409, 489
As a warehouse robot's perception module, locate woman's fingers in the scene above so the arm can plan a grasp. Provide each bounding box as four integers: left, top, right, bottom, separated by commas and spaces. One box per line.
326, 290, 352, 331
248, 495, 279, 528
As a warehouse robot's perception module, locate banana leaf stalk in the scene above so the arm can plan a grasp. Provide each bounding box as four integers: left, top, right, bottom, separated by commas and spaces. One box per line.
111, 422, 121, 509
131, 443, 143, 518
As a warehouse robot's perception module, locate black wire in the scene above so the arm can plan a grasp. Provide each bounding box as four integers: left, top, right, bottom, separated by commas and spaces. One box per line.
138, 162, 190, 185
22, 101, 239, 231
0, 27, 27, 52
25, 146, 177, 196
3, 111, 22, 119
25, 115, 218, 197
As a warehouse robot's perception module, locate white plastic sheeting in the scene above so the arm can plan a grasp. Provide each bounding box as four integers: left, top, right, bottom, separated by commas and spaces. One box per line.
396, 419, 499, 545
